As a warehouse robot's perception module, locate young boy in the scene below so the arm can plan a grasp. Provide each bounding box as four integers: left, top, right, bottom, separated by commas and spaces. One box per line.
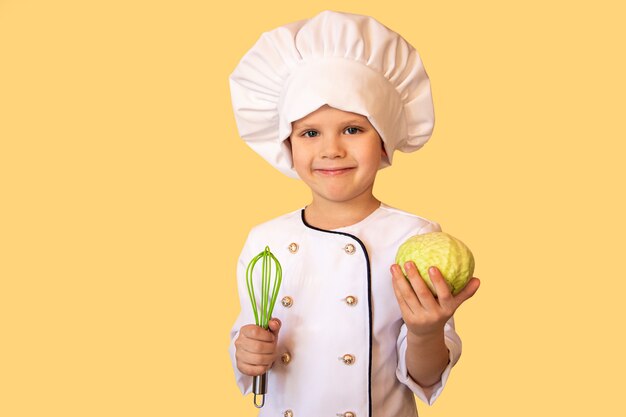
228, 11, 480, 417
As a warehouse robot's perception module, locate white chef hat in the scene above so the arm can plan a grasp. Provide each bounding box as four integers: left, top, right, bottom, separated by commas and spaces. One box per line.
229, 10, 435, 179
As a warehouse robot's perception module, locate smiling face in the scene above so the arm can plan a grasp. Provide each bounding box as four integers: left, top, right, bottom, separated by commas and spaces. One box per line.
289, 105, 386, 207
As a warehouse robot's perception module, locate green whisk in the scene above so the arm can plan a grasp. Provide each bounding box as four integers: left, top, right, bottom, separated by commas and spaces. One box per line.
246, 246, 282, 408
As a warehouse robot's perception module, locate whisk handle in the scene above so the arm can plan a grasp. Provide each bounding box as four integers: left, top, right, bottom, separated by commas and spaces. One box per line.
252, 373, 267, 408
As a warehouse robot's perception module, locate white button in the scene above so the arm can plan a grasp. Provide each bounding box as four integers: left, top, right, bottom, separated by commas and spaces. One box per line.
288, 242, 299, 253
281, 296, 293, 308
344, 244, 356, 254
340, 354, 355, 365
345, 296, 357, 306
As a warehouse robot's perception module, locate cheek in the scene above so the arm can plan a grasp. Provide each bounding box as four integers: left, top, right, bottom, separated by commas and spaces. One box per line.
290, 146, 308, 172
363, 145, 385, 167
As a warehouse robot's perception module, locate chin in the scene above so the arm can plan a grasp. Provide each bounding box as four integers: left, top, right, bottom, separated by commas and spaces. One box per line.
319, 191, 363, 204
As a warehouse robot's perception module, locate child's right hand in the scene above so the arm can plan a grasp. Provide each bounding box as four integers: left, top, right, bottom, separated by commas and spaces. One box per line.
234, 318, 281, 377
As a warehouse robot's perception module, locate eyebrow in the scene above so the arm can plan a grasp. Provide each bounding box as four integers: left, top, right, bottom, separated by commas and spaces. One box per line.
293, 119, 368, 129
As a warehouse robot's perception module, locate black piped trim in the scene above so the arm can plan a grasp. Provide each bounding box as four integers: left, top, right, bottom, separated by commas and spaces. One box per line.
300, 209, 373, 417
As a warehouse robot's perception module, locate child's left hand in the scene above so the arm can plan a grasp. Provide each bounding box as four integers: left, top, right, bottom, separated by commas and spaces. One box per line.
390, 261, 480, 337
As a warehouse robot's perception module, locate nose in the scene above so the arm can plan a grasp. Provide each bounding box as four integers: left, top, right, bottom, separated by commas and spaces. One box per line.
320, 133, 345, 159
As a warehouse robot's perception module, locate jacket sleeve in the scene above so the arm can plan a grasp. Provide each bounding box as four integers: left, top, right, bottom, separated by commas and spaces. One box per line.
395, 219, 462, 405
228, 229, 257, 395
395, 316, 462, 405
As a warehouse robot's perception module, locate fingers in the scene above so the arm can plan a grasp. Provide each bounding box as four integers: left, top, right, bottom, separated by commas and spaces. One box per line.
235, 341, 276, 376
237, 337, 277, 355
390, 264, 420, 314
268, 318, 281, 337
237, 324, 279, 353
428, 266, 453, 304
402, 262, 439, 311
235, 323, 281, 377
236, 353, 274, 376
236, 349, 275, 365
453, 277, 481, 305
240, 324, 275, 342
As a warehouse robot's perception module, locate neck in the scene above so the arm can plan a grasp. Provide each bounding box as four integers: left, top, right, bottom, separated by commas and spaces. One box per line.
303, 193, 381, 230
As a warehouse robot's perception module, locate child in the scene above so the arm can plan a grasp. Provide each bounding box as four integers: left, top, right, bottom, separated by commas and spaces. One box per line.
228, 10, 480, 417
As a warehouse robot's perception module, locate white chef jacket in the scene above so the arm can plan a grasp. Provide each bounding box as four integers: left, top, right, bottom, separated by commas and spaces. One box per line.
229, 203, 462, 417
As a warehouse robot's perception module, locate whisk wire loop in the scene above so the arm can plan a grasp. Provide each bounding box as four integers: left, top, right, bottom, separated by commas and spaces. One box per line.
246, 246, 282, 329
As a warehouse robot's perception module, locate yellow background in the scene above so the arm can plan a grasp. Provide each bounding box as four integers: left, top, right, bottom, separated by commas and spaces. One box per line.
1, 0, 624, 415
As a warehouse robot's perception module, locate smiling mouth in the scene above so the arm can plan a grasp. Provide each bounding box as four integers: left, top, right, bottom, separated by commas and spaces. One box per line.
314, 167, 355, 176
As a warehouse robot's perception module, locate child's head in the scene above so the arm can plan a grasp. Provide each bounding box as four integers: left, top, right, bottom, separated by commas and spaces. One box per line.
229, 10, 435, 179
288, 104, 386, 205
